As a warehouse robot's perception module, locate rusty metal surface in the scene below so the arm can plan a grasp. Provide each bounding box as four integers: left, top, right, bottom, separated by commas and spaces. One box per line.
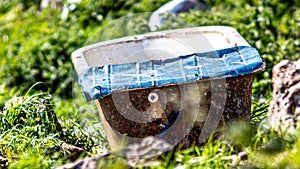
97, 74, 253, 148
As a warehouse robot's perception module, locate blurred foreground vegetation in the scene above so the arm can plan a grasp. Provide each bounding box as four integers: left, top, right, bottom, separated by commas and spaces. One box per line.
0, 0, 299, 168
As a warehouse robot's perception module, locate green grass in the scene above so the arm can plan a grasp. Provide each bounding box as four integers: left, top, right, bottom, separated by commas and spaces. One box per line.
0, 84, 100, 168
0, 0, 299, 168
1, 89, 295, 168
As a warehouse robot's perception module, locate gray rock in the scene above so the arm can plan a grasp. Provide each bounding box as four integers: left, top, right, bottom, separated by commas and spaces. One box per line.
55, 136, 171, 169
123, 136, 171, 167
268, 59, 300, 134
148, 0, 208, 31
40, 0, 62, 9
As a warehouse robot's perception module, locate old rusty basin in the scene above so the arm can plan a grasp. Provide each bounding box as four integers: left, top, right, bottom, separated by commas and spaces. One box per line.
72, 26, 264, 150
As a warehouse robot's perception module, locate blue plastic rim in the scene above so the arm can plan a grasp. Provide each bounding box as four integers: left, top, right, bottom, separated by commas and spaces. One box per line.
78, 46, 264, 101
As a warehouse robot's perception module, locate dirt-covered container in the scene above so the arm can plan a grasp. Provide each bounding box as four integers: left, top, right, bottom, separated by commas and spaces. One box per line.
72, 26, 264, 150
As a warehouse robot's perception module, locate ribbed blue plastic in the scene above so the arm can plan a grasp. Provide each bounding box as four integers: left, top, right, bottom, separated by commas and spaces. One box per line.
78, 46, 264, 101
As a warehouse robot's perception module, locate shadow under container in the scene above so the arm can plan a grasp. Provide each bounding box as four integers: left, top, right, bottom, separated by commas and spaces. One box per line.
72, 26, 265, 150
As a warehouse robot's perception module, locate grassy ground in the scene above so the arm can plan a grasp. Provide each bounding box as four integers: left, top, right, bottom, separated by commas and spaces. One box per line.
0, 0, 299, 168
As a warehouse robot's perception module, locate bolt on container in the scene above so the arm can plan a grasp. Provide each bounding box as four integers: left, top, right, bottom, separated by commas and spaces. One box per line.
72, 26, 264, 150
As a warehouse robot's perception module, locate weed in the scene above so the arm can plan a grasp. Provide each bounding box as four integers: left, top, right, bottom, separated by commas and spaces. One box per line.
0, 85, 95, 167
